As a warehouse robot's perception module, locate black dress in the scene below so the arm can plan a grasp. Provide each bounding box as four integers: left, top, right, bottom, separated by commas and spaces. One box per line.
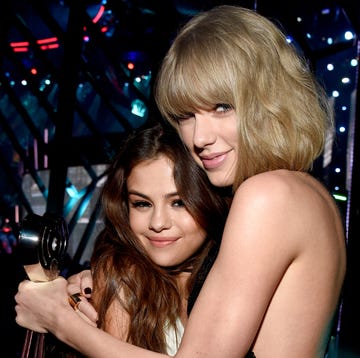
187, 243, 256, 358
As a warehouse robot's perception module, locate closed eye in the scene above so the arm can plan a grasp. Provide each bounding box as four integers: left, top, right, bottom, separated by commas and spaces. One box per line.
173, 113, 194, 123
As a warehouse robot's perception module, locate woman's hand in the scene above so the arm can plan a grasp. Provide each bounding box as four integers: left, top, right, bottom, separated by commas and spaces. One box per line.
15, 277, 69, 333
67, 270, 98, 324
67, 269, 93, 297
15, 276, 98, 334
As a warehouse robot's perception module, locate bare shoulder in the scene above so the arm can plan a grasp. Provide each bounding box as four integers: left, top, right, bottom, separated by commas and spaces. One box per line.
229, 169, 344, 249
222, 170, 314, 254
233, 169, 339, 215
236, 169, 322, 195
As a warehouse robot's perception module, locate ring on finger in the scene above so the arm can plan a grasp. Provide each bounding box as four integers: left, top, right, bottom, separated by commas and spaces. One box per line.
68, 293, 82, 311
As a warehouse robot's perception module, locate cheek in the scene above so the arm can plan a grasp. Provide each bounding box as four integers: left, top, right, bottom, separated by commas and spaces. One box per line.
178, 126, 193, 149
129, 211, 145, 233
190, 229, 207, 252
182, 217, 206, 243
178, 127, 202, 165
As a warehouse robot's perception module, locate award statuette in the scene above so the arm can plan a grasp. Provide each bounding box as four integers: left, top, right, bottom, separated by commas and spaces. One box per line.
17, 213, 69, 358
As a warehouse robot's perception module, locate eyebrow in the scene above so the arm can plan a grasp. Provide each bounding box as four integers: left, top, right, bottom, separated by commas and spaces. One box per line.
127, 190, 179, 200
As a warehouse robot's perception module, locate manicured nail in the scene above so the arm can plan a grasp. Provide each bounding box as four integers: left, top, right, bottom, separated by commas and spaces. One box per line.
84, 287, 92, 295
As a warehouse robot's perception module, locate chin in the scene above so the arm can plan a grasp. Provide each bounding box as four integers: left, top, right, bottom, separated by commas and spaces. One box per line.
207, 175, 233, 188
153, 259, 180, 268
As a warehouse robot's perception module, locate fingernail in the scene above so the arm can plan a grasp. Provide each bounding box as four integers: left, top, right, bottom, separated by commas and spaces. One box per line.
84, 287, 92, 295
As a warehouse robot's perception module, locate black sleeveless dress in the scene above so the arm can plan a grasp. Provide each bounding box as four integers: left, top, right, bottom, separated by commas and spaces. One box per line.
187, 243, 256, 358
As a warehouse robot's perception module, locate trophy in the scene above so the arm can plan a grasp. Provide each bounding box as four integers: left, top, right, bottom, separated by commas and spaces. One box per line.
17, 213, 69, 358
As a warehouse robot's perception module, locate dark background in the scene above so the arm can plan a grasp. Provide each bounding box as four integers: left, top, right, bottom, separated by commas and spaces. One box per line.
0, 0, 359, 356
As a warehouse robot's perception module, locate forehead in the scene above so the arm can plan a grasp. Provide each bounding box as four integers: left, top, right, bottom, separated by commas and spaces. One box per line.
127, 156, 176, 192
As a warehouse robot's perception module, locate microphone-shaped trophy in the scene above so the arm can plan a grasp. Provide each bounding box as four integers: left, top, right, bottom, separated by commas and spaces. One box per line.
17, 212, 68, 358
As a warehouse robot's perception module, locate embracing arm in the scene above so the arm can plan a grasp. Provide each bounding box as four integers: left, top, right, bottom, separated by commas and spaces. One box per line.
176, 173, 298, 357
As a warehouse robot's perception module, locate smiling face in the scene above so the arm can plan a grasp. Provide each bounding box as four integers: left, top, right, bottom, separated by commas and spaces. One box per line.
127, 155, 206, 267
177, 106, 239, 187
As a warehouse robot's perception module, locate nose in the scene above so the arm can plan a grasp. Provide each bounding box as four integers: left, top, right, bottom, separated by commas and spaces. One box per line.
193, 113, 216, 148
149, 206, 171, 232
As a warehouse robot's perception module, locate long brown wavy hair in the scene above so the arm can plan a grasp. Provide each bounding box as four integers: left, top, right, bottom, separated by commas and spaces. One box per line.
90, 122, 229, 353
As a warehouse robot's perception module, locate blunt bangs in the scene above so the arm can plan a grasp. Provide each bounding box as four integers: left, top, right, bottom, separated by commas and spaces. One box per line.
155, 33, 236, 124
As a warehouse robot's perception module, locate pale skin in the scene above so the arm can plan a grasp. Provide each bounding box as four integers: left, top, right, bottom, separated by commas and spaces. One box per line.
15, 108, 346, 357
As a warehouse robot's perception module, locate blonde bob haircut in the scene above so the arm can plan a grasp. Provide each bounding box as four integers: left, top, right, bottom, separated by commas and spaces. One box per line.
155, 5, 334, 189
